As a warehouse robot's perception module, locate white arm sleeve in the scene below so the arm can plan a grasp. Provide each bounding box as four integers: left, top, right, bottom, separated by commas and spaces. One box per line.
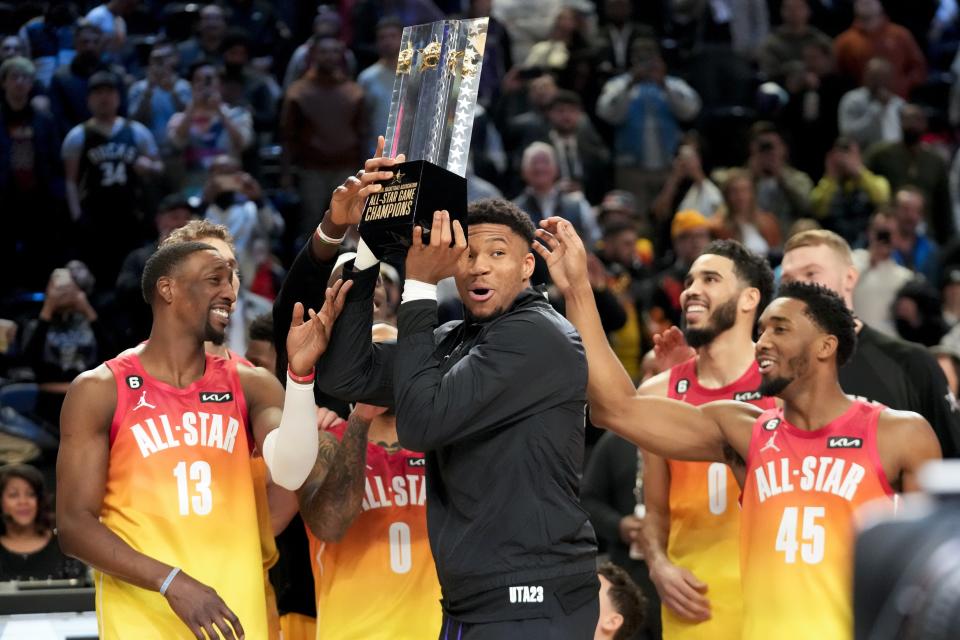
354, 238, 380, 271
261, 375, 319, 490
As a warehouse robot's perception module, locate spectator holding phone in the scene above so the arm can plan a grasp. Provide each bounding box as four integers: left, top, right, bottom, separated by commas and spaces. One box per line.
810, 136, 890, 245
21, 263, 114, 425
128, 41, 190, 157
201, 154, 282, 286
167, 60, 253, 198
852, 209, 913, 336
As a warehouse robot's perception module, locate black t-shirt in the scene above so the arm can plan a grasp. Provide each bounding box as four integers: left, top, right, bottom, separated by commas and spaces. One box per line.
840, 324, 960, 458
0, 534, 86, 582
2, 101, 37, 194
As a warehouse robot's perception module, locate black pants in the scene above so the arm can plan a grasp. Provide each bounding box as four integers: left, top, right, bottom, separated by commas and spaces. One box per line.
437, 595, 600, 640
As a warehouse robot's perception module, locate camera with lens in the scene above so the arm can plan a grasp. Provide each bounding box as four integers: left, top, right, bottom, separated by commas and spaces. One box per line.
854, 461, 960, 640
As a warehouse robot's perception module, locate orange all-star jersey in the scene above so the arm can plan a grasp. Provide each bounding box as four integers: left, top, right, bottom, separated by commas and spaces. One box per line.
662, 358, 775, 640
740, 401, 894, 640
307, 421, 441, 640
97, 352, 266, 639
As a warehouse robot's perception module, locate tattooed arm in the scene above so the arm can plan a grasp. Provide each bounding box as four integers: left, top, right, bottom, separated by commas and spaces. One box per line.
298, 411, 374, 542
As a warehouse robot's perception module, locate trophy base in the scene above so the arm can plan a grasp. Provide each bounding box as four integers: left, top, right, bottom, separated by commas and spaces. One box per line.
359, 159, 468, 264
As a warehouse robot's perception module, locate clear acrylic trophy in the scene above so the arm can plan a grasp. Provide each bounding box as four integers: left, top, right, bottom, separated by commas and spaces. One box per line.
359, 18, 488, 262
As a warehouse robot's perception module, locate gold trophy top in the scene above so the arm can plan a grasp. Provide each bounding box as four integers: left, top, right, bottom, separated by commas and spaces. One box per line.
397, 44, 415, 74
419, 40, 442, 71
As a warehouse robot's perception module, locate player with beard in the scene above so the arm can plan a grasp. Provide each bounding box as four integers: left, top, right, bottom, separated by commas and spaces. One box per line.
637, 240, 775, 639
56, 241, 351, 638
314, 188, 598, 634
534, 217, 941, 640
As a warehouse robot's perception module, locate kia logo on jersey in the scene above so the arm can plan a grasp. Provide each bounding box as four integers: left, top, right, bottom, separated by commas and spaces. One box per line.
735, 390, 762, 401
199, 391, 233, 403
407, 458, 426, 467
827, 436, 863, 449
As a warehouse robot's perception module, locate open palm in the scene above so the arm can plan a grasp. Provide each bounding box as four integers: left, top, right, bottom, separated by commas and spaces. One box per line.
533, 217, 589, 295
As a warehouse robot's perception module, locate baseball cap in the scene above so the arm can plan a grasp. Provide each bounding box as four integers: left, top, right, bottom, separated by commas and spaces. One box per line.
599, 190, 637, 215
671, 210, 710, 239
88, 70, 119, 91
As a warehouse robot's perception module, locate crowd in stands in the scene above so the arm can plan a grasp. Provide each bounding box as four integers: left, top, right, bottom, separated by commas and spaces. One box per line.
2, 0, 960, 637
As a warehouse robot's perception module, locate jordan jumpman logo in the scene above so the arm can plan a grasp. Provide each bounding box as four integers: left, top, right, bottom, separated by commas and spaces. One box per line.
133, 390, 156, 411
760, 430, 781, 454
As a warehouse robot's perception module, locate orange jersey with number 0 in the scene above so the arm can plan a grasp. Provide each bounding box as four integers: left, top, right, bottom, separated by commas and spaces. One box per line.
662, 358, 775, 639
307, 421, 441, 639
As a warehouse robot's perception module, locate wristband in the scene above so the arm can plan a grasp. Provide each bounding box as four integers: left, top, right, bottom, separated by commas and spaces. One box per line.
315, 224, 345, 245
287, 366, 316, 384
159, 567, 181, 596
401, 279, 438, 304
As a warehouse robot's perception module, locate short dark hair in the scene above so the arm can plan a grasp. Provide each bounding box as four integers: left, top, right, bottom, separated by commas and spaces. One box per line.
776, 281, 857, 366
157, 193, 192, 215
598, 562, 646, 640
188, 58, 220, 82
703, 239, 775, 318
376, 16, 403, 33
467, 198, 536, 245
142, 241, 216, 304
0, 464, 54, 536
750, 120, 781, 143
248, 313, 273, 342
549, 89, 582, 110
221, 27, 251, 54
602, 221, 636, 239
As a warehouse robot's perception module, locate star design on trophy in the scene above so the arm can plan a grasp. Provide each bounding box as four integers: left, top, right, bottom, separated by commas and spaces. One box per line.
391, 171, 406, 185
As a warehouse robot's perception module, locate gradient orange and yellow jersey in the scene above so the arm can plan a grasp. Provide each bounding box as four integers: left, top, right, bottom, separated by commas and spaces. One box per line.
251, 455, 281, 639
741, 402, 894, 640
307, 422, 441, 639
97, 352, 266, 639
662, 358, 775, 639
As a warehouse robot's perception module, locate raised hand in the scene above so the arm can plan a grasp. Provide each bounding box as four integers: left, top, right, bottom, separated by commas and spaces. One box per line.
532, 217, 589, 296
286, 279, 353, 376
653, 326, 695, 372
329, 136, 406, 227
404, 210, 467, 285
163, 570, 245, 639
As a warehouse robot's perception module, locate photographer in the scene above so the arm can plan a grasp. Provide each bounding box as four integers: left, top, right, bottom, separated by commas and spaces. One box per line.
167, 59, 253, 198
128, 41, 190, 158
597, 39, 700, 216
719, 122, 813, 232
202, 154, 283, 287
811, 136, 891, 245
22, 263, 113, 425
852, 210, 914, 336
651, 140, 724, 222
